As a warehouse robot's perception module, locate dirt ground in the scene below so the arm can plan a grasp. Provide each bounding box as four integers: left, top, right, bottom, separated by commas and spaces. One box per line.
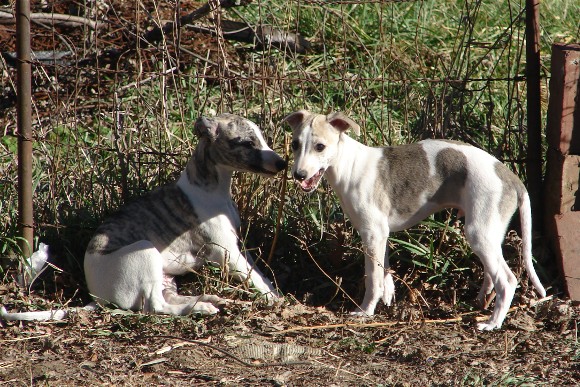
1, 279, 578, 386
1, 240, 578, 386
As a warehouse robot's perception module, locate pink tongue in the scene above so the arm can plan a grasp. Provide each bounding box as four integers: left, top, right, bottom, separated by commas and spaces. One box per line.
300, 180, 312, 190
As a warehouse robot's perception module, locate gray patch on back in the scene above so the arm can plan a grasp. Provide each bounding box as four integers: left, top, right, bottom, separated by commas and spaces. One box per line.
376, 144, 468, 217
493, 162, 525, 220
377, 144, 431, 216
430, 148, 468, 205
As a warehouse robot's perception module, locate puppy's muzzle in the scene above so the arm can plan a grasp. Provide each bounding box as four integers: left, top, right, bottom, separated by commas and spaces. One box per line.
293, 168, 324, 192
275, 158, 288, 171
261, 151, 287, 175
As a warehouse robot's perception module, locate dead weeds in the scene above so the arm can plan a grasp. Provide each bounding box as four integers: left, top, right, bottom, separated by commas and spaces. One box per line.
1, 278, 578, 386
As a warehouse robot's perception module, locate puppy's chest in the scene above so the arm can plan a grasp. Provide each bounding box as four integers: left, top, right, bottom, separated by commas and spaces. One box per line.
192, 205, 239, 244
162, 212, 238, 269
162, 193, 240, 260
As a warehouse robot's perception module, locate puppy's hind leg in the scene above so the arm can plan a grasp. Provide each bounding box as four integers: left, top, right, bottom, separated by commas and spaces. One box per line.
465, 223, 517, 330
476, 259, 516, 331
161, 274, 224, 314
85, 241, 220, 316
476, 271, 495, 309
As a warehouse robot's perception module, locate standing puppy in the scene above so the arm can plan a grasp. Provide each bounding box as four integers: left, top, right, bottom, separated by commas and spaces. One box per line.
84, 114, 286, 316
284, 110, 545, 330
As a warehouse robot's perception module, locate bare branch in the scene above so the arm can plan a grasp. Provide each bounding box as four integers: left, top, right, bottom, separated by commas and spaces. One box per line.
189, 20, 311, 54
0, 11, 104, 30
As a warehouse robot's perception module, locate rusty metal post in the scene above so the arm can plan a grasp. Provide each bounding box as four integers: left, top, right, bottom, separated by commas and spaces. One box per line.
525, 0, 543, 232
544, 43, 580, 300
16, 0, 34, 258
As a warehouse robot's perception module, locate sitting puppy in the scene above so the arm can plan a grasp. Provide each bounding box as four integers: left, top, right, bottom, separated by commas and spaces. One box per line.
83, 113, 287, 316
284, 110, 546, 330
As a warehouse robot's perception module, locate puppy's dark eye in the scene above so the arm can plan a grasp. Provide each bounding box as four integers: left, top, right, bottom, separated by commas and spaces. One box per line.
240, 140, 255, 148
291, 140, 300, 151
315, 143, 326, 152
231, 138, 256, 148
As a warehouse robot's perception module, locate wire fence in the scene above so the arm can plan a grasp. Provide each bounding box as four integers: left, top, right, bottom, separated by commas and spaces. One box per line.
0, 0, 578, 286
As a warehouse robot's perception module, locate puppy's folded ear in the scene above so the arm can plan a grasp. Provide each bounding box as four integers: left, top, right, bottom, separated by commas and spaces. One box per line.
194, 116, 220, 141
327, 112, 361, 136
282, 110, 309, 130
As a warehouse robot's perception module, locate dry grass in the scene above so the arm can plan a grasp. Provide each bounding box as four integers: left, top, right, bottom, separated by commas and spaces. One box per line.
0, 0, 578, 325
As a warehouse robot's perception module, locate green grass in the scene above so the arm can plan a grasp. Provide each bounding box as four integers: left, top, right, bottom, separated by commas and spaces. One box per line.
1, 0, 578, 305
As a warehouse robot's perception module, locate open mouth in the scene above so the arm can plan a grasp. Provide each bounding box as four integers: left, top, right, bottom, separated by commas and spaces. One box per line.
297, 168, 325, 192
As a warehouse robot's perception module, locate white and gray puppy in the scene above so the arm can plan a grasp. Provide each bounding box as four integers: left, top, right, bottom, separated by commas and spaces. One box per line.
1, 114, 286, 321
284, 110, 546, 331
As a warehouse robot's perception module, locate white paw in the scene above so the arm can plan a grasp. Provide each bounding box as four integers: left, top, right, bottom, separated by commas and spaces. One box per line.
382, 274, 396, 306
350, 309, 373, 317
197, 294, 226, 305
190, 302, 220, 316
477, 320, 500, 331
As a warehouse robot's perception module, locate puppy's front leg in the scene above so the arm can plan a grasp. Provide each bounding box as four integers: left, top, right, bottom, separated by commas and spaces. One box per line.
229, 250, 280, 304
352, 233, 388, 316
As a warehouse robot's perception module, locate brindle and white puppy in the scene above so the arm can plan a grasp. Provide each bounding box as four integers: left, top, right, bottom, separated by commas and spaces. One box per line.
1, 114, 286, 321
284, 110, 546, 331
84, 113, 286, 315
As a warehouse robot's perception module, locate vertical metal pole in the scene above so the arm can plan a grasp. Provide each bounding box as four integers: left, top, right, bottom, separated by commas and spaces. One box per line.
16, 0, 34, 258
525, 0, 543, 232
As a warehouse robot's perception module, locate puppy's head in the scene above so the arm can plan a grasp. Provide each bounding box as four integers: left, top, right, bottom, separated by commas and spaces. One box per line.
195, 114, 287, 176
283, 110, 360, 192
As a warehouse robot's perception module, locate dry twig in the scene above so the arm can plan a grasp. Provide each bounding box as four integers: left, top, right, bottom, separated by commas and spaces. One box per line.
0, 11, 103, 30
272, 295, 555, 335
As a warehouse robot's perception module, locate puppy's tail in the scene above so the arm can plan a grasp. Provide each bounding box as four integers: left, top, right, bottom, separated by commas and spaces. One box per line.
0, 302, 98, 322
519, 192, 547, 298
0, 306, 68, 321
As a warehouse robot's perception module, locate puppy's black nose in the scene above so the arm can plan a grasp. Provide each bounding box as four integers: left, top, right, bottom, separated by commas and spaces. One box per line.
276, 159, 288, 171
294, 170, 307, 181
